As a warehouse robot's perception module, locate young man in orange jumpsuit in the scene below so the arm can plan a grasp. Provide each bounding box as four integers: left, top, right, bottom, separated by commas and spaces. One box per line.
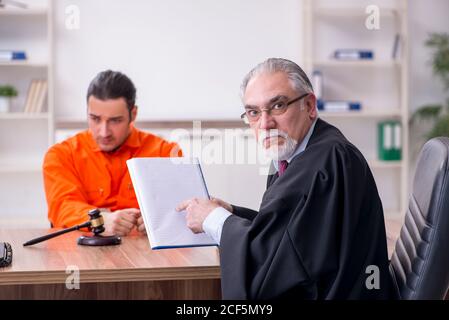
43, 70, 182, 236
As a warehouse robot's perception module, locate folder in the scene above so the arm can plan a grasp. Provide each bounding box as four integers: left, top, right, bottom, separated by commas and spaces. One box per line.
334, 49, 374, 60
378, 121, 402, 161
34, 80, 48, 113
127, 157, 217, 250
0, 50, 27, 61
317, 100, 361, 112
23, 80, 38, 113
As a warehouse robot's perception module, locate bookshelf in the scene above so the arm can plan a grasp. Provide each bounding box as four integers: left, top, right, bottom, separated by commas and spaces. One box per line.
0, 0, 54, 227
0, 112, 49, 120
313, 7, 405, 18
314, 60, 401, 68
303, 0, 409, 218
0, 7, 47, 16
0, 61, 48, 67
319, 109, 402, 118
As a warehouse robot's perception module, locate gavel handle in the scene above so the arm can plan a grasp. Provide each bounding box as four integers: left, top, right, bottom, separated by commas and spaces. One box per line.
23, 221, 92, 246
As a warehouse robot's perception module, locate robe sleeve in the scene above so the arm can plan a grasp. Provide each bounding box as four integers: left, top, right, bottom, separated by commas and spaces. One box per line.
219, 144, 392, 299
231, 205, 258, 221
43, 145, 95, 228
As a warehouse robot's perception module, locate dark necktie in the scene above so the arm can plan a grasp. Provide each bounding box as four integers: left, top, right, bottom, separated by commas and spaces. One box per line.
278, 160, 289, 176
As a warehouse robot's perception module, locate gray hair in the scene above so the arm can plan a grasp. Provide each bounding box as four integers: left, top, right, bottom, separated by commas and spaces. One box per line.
240, 58, 314, 99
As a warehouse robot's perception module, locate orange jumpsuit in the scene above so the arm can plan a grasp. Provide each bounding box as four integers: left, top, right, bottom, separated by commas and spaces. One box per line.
43, 126, 182, 228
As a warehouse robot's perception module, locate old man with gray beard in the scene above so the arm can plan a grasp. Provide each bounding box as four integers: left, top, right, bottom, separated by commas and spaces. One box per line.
177, 58, 396, 300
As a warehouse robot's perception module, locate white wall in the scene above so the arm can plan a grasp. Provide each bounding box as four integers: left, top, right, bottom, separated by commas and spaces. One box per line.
53, 0, 304, 121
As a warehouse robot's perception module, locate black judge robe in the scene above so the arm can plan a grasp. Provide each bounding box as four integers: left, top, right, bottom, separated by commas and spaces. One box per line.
219, 118, 397, 300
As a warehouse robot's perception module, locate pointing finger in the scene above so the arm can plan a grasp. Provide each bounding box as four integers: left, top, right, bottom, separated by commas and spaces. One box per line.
176, 199, 192, 212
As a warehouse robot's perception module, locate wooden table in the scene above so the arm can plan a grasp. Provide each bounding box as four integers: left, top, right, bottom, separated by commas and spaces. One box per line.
0, 218, 402, 300
0, 229, 221, 300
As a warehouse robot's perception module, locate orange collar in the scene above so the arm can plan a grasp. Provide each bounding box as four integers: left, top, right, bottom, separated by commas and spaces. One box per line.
87, 125, 141, 153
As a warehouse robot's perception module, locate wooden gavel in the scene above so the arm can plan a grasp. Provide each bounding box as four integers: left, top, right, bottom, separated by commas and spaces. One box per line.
23, 209, 121, 246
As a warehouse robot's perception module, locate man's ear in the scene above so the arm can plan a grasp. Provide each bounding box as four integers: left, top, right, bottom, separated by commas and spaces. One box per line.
306, 94, 317, 119
130, 105, 138, 123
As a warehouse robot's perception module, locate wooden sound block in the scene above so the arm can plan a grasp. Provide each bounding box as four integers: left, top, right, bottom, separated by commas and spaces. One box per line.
77, 235, 121, 246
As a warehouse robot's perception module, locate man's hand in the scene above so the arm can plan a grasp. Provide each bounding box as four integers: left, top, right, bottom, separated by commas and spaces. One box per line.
176, 198, 220, 233
102, 208, 140, 236
210, 196, 233, 213
136, 214, 147, 235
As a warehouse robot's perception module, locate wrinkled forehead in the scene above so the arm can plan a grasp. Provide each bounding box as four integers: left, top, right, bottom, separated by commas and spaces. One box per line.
243, 71, 296, 107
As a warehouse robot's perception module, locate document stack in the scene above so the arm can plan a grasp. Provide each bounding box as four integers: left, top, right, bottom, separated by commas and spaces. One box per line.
0, 50, 27, 62
333, 49, 374, 60
317, 100, 361, 112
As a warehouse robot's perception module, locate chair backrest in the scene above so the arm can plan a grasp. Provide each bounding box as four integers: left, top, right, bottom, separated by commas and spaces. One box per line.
390, 137, 449, 299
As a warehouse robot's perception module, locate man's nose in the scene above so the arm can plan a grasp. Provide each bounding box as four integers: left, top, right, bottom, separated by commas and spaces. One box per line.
258, 111, 276, 130
99, 121, 111, 136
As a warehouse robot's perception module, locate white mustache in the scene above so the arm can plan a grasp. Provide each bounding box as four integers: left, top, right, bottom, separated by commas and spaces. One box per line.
258, 130, 289, 142
257, 129, 298, 161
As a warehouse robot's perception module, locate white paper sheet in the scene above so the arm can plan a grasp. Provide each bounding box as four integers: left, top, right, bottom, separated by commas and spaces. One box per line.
127, 157, 217, 249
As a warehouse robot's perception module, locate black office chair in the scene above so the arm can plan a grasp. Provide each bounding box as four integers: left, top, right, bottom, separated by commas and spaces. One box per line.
390, 137, 449, 299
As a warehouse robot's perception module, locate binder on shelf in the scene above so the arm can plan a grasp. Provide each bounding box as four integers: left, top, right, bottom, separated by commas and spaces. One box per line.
392, 33, 401, 60
29, 80, 41, 113
0, 50, 27, 62
317, 100, 361, 112
23, 79, 47, 113
333, 49, 374, 60
34, 80, 47, 113
23, 80, 38, 113
378, 121, 402, 161
312, 70, 323, 100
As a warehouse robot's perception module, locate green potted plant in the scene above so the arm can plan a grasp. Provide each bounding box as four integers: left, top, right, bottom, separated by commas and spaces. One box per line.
411, 32, 449, 139
0, 85, 18, 113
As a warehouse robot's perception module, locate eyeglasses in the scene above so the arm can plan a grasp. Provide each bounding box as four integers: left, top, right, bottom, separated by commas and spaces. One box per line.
240, 93, 309, 124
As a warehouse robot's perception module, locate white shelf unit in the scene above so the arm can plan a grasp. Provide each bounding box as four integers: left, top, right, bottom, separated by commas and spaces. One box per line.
319, 109, 402, 118
0, 0, 54, 227
0, 7, 47, 16
303, 0, 409, 219
0, 112, 49, 120
313, 7, 405, 18
314, 60, 401, 68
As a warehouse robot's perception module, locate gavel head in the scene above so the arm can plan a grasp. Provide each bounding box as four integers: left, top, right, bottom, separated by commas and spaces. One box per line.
77, 208, 120, 246
88, 209, 105, 236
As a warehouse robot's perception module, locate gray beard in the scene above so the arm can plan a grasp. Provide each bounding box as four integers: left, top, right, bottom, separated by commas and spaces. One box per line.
262, 137, 298, 161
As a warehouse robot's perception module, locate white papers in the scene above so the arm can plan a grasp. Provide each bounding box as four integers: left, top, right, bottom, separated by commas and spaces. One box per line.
127, 157, 217, 249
